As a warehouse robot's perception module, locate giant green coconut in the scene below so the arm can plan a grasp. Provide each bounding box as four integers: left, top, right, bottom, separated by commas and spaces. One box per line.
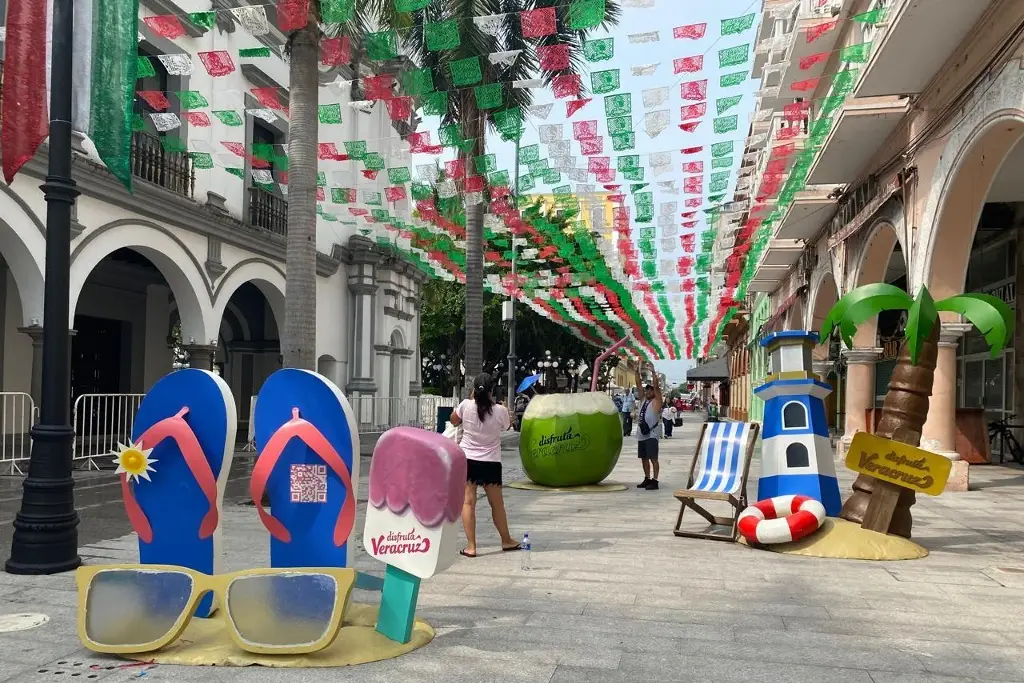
518, 392, 623, 487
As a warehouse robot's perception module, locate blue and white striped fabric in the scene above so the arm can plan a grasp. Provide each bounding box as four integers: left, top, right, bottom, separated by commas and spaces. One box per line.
690, 422, 755, 495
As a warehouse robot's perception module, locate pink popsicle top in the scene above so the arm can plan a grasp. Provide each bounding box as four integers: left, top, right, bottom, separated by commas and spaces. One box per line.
368, 426, 467, 527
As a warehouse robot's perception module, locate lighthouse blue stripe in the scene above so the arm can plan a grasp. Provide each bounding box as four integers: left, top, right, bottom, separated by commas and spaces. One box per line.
691, 422, 750, 495
720, 422, 746, 493
707, 422, 735, 492
693, 422, 721, 490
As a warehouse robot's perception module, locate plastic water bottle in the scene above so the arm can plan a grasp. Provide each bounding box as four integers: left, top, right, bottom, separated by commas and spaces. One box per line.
521, 533, 531, 571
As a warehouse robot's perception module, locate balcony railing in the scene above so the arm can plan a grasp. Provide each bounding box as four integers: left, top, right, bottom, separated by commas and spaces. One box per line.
130, 132, 195, 199
248, 186, 288, 236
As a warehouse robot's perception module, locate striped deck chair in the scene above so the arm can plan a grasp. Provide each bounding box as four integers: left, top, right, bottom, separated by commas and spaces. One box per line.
673, 421, 760, 542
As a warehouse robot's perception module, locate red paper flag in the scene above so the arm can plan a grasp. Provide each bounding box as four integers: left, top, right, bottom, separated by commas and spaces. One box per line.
573, 120, 599, 140
198, 51, 236, 77
588, 156, 611, 172
277, 0, 311, 32
318, 143, 341, 160
580, 136, 604, 156
385, 186, 407, 202
520, 7, 556, 38
566, 98, 592, 117
807, 20, 838, 43
682, 211, 697, 218
674, 23, 707, 39
221, 142, 247, 157
679, 121, 701, 133
186, 112, 211, 127
777, 126, 801, 141
386, 97, 413, 121
552, 74, 582, 99
680, 79, 708, 101
538, 44, 570, 71
137, 91, 171, 111
682, 162, 704, 173
791, 77, 820, 92
321, 36, 352, 66
144, 15, 185, 39
252, 87, 284, 110
363, 74, 393, 100
316, 187, 326, 201
361, 170, 379, 180
783, 101, 810, 120
445, 159, 466, 179
685, 198, 701, 207
680, 102, 707, 120
1, 0, 50, 183
595, 169, 616, 183
464, 176, 486, 192
673, 55, 704, 74
680, 147, 703, 155
772, 143, 797, 157
799, 51, 830, 70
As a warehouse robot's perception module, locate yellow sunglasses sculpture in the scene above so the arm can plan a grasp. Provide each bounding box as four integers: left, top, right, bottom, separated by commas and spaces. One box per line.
77, 368, 466, 666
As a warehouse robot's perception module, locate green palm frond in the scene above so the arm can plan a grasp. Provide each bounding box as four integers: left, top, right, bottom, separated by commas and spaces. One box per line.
905, 286, 938, 364
820, 283, 914, 348
936, 293, 1015, 359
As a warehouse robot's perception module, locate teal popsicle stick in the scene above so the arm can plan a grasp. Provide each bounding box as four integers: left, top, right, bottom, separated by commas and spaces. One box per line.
376, 564, 420, 643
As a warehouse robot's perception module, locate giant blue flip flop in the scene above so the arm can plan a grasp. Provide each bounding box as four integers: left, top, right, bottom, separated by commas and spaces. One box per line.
119, 369, 236, 618
250, 369, 360, 569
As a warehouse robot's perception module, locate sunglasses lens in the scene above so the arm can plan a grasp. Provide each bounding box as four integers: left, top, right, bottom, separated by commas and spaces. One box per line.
227, 573, 338, 648
85, 569, 194, 648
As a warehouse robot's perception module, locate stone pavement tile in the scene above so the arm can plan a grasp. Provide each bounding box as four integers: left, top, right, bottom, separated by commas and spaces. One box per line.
0, 630, 86, 666
551, 653, 876, 683
887, 570, 1002, 587
583, 603, 784, 629
525, 611, 735, 644
0, 663, 36, 682
423, 627, 622, 669
868, 673, 1022, 683
825, 606, 1024, 634
415, 592, 587, 615
782, 617, 1008, 646
933, 644, 1024, 681
463, 623, 694, 655
460, 583, 638, 605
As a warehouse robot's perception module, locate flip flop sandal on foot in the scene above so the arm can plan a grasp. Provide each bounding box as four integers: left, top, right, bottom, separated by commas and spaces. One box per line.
460, 549, 477, 558
502, 544, 523, 552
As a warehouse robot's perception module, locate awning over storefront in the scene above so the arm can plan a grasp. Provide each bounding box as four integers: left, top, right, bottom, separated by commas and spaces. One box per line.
751, 285, 808, 345
687, 357, 730, 382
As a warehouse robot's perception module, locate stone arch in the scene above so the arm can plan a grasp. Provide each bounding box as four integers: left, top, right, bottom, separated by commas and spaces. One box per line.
221, 301, 250, 342
317, 353, 343, 388
917, 118, 1024, 300
848, 219, 905, 347
70, 220, 212, 343
210, 258, 286, 338
785, 299, 805, 332
389, 328, 405, 349
0, 188, 46, 325
808, 271, 839, 361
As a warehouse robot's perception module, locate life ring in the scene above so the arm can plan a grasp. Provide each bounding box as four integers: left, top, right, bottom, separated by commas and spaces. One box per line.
737, 495, 826, 545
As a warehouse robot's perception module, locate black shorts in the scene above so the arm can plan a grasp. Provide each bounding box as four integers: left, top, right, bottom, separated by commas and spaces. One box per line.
467, 459, 503, 487
638, 439, 659, 460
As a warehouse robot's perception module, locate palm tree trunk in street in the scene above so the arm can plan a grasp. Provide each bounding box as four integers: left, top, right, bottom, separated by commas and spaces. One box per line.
281, 23, 319, 371
839, 323, 939, 537
462, 93, 485, 389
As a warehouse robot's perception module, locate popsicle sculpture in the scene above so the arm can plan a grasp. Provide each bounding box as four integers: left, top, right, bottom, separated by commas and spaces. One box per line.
364, 426, 467, 643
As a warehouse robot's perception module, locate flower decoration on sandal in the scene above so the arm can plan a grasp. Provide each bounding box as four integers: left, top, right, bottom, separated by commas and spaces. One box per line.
112, 440, 157, 483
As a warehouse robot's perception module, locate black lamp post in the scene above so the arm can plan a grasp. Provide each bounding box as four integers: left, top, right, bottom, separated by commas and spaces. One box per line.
7, 0, 81, 574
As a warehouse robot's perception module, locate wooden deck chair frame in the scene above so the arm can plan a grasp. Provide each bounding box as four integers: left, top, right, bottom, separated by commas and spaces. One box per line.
673, 422, 759, 542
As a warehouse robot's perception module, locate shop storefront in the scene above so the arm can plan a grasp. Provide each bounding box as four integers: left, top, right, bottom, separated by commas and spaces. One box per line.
747, 293, 773, 424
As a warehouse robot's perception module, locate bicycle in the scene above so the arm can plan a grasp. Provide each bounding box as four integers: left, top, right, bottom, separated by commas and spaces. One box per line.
988, 415, 1024, 464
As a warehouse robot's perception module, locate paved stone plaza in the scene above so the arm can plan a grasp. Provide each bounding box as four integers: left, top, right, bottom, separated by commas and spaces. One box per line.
1, 420, 1023, 682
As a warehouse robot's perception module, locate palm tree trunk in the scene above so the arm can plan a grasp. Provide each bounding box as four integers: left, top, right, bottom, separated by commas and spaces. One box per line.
281, 23, 319, 371
462, 93, 485, 389
839, 323, 939, 537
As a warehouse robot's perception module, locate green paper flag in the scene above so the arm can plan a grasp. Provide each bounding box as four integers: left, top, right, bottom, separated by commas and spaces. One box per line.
720, 71, 747, 88
711, 141, 734, 157
840, 42, 872, 63
394, 0, 430, 11
188, 11, 216, 29
583, 37, 614, 62
402, 67, 434, 95
421, 92, 448, 116
489, 170, 511, 187
176, 91, 208, 110
365, 31, 399, 61
617, 155, 640, 170
611, 132, 635, 151
161, 137, 186, 154
474, 154, 497, 174
320, 0, 355, 23
591, 69, 621, 95
344, 140, 367, 159
131, 113, 145, 132
721, 13, 756, 35
852, 7, 887, 23
213, 110, 243, 126
319, 103, 342, 124
568, 0, 605, 29
494, 107, 523, 141
604, 93, 632, 118
716, 95, 742, 115
518, 174, 536, 192
190, 152, 213, 169
425, 19, 460, 51
239, 47, 271, 58
711, 156, 732, 169
450, 56, 482, 86
718, 44, 750, 68
388, 167, 412, 184
607, 115, 632, 135
137, 56, 156, 79
623, 167, 644, 182
475, 83, 503, 109
519, 144, 541, 164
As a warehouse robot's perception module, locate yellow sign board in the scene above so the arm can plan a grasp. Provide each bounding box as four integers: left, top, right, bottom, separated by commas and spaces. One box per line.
846, 433, 952, 496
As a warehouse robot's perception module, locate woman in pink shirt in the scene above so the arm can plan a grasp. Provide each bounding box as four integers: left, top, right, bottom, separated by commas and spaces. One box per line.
449, 373, 520, 557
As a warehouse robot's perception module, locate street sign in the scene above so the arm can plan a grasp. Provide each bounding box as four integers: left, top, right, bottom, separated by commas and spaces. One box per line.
846, 433, 952, 497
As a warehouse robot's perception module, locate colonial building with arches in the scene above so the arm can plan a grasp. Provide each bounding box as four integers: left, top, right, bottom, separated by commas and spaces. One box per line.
731, 0, 1024, 490
0, 4, 428, 468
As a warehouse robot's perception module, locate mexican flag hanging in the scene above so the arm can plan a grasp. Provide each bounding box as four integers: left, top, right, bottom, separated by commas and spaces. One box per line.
2, 0, 140, 189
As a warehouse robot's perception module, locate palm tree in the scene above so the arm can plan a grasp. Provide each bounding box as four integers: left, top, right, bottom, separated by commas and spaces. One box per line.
355, 0, 620, 389
821, 283, 1013, 537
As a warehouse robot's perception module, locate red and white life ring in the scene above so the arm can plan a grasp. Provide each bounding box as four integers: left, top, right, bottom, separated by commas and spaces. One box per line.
737, 495, 826, 545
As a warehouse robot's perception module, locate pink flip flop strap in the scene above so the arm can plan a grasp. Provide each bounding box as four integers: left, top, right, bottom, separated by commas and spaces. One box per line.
120, 407, 221, 543
250, 408, 356, 547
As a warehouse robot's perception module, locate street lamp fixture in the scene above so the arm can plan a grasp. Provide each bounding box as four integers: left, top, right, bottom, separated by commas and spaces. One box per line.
7, 0, 81, 574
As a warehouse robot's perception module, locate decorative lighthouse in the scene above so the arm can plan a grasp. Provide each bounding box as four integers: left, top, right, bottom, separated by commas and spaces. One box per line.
753, 331, 842, 516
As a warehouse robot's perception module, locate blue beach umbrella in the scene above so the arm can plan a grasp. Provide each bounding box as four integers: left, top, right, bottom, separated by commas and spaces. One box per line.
517, 374, 541, 394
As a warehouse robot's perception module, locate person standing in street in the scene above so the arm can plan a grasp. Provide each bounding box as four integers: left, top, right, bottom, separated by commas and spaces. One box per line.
620, 388, 636, 436
634, 363, 663, 490
661, 404, 674, 439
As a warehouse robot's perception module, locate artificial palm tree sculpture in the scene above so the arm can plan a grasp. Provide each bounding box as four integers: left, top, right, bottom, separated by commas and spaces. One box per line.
821, 283, 1013, 537
354, 0, 620, 387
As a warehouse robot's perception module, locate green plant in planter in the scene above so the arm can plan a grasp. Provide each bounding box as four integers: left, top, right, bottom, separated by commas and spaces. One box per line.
519, 393, 623, 487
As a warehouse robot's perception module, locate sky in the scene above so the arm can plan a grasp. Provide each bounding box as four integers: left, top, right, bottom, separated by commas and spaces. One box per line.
414, 0, 764, 385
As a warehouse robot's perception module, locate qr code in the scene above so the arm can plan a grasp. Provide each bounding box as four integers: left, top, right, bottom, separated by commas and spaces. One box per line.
290, 464, 327, 503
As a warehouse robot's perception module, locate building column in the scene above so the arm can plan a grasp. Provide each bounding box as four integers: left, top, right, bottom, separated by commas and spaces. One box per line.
407, 279, 424, 396
839, 347, 881, 460
17, 325, 44, 405
184, 344, 217, 371
921, 322, 972, 491
812, 360, 830, 383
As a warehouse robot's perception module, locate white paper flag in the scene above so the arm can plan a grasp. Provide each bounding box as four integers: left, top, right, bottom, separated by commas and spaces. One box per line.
645, 110, 670, 138
631, 63, 660, 77
150, 113, 181, 132
628, 31, 660, 44
158, 54, 192, 76
538, 124, 563, 142
489, 50, 522, 66
246, 108, 278, 123
529, 103, 554, 119
231, 6, 270, 36
473, 14, 505, 35
642, 87, 669, 110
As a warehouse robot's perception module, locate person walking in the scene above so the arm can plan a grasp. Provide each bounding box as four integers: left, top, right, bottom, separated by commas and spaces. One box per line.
449, 373, 521, 558
634, 363, 663, 490
661, 404, 674, 439
620, 388, 636, 436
